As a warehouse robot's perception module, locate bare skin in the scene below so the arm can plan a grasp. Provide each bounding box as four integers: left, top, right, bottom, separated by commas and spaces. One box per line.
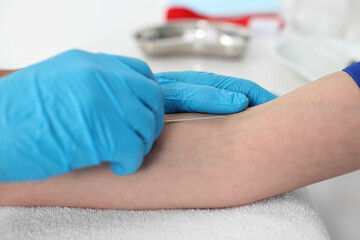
0, 70, 16, 78
0, 71, 359, 209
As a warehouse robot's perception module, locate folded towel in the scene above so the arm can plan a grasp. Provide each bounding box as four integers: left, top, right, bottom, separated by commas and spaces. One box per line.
0, 188, 330, 240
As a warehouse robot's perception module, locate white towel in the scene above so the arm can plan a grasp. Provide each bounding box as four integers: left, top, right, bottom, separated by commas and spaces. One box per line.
0, 188, 330, 240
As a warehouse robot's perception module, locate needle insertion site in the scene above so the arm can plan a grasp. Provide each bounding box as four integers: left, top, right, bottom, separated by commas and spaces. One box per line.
164, 116, 226, 123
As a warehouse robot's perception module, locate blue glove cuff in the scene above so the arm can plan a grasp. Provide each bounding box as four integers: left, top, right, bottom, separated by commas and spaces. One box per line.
343, 62, 360, 88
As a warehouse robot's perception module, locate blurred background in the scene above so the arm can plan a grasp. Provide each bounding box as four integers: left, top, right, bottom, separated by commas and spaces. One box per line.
0, 0, 359, 239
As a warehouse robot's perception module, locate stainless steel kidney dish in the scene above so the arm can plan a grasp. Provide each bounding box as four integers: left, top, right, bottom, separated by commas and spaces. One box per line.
135, 20, 249, 58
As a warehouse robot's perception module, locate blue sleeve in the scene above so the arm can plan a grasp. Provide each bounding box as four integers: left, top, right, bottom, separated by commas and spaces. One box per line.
343, 62, 360, 88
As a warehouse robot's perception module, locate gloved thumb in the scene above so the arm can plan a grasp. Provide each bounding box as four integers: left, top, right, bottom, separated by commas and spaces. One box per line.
160, 80, 249, 114
110, 160, 143, 175
109, 142, 144, 175
108, 128, 146, 175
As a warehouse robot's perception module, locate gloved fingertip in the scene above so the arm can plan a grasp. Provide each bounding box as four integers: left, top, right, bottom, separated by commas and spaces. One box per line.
250, 90, 278, 106
143, 138, 154, 156
231, 92, 249, 105
110, 162, 141, 175
154, 118, 164, 140
269, 92, 278, 100
211, 91, 249, 113
163, 86, 251, 114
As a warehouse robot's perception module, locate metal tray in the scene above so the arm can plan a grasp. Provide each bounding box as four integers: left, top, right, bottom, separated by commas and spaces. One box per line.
135, 20, 249, 58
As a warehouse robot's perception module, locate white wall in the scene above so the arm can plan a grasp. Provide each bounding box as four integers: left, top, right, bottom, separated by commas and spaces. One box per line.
0, 0, 167, 68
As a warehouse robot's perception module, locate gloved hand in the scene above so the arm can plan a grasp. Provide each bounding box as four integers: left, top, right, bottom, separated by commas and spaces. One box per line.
0, 49, 164, 182
156, 71, 277, 114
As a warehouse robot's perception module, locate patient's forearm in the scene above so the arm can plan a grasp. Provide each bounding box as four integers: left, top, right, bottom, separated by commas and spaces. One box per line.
1, 71, 359, 209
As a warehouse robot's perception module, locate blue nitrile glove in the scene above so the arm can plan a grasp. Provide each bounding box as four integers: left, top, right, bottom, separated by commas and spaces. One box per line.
0, 49, 164, 182
155, 71, 277, 114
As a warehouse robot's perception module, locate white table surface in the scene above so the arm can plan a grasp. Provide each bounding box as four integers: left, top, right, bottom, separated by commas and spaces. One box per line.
0, 0, 307, 95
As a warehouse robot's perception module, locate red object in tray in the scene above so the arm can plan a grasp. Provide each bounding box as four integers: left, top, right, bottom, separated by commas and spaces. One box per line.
166, 7, 285, 29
